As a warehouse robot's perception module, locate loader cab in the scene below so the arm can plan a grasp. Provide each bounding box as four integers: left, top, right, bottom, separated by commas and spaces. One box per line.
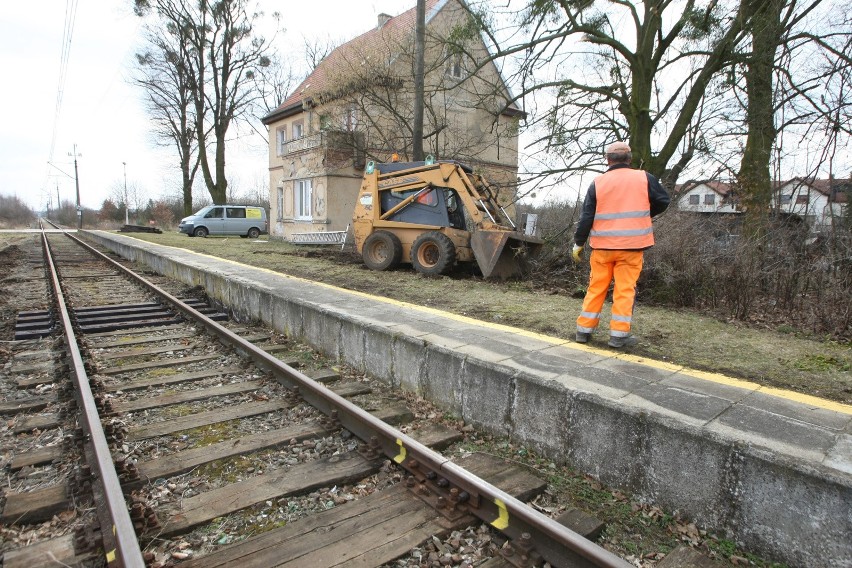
380, 187, 467, 230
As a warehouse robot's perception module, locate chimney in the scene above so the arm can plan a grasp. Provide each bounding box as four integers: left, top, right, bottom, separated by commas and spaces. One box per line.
377, 13, 391, 29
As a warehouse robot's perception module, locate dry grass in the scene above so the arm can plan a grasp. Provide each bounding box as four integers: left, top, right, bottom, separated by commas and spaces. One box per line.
108, 231, 852, 403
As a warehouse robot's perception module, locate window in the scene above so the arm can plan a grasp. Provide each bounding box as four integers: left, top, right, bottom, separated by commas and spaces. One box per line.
796, 194, 808, 205
342, 106, 357, 131
226, 207, 245, 218
688, 195, 700, 205
391, 187, 438, 207
276, 127, 287, 155
295, 179, 312, 219
319, 113, 332, 131
447, 52, 463, 79
704, 194, 715, 205
277, 186, 284, 221
292, 122, 303, 139
780, 194, 792, 204
204, 207, 224, 219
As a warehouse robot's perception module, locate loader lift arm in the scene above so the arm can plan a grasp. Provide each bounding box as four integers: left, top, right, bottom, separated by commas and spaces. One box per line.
352, 160, 543, 279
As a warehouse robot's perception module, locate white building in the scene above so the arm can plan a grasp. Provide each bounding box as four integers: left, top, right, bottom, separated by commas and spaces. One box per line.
773, 178, 849, 231
675, 181, 739, 213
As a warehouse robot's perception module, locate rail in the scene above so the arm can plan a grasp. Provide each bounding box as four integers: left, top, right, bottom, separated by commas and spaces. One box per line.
40, 223, 146, 568
66, 228, 629, 568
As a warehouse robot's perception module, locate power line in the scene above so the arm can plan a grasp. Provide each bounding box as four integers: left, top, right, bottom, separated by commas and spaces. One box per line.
42, 0, 79, 211
48, 0, 79, 162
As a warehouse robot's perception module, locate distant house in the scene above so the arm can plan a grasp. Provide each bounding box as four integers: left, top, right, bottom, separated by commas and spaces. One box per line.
261, 0, 524, 241
675, 181, 739, 214
773, 177, 849, 231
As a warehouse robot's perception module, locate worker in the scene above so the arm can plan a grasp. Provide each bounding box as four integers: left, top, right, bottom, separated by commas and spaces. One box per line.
571, 141, 670, 348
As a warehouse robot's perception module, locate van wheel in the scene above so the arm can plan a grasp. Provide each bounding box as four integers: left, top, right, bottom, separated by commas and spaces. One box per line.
362, 230, 403, 271
411, 231, 456, 275
247, 228, 260, 239
193, 227, 208, 238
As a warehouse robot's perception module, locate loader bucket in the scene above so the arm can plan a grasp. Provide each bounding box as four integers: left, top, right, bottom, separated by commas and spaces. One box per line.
470, 230, 544, 280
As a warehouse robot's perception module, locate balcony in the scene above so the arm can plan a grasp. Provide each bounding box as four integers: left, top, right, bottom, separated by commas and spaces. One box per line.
282, 132, 322, 155
280, 130, 366, 167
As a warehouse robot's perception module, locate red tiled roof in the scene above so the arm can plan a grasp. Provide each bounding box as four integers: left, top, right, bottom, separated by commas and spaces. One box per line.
678, 180, 734, 196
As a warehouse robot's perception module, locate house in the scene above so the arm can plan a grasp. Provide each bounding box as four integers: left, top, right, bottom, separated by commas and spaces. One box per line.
773, 177, 849, 231
261, 0, 525, 241
675, 181, 739, 214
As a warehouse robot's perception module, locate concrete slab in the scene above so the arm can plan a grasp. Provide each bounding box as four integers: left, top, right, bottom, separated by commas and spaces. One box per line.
83, 231, 852, 568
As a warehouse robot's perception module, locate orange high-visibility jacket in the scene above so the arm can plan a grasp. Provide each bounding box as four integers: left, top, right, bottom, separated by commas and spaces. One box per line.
589, 168, 654, 250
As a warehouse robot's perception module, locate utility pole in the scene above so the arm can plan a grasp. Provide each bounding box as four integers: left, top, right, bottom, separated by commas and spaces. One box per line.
123, 161, 129, 225
412, 0, 426, 161
69, 144, 82, 229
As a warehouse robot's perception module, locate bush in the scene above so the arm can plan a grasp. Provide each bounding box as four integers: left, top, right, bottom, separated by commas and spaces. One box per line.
0, 195, 36, 228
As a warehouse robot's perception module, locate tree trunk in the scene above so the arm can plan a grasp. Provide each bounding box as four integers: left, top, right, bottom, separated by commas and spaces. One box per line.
412, 0, 426, 161
737, 0, 784, 234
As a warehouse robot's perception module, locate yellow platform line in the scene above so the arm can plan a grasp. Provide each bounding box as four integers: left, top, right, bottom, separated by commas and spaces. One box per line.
115, 233, 852, 416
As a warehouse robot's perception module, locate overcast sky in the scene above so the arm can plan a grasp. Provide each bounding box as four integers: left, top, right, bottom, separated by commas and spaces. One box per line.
0, 1, 418, 212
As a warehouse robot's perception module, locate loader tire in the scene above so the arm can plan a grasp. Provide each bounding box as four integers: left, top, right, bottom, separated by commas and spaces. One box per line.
362, 230, 403, 271
411, 231, 456, 276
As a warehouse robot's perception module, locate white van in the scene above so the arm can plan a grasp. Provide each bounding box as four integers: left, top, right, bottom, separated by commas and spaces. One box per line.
178, 205, 268, 238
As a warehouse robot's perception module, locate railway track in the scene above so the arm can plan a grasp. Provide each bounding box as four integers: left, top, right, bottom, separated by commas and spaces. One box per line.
1, 227, 631, 568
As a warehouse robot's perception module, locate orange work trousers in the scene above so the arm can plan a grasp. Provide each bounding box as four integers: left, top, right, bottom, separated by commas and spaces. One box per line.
576, 249, 643, 338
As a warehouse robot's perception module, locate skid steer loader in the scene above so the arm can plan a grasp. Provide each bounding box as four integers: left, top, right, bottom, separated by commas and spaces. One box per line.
352, 158, 543, 279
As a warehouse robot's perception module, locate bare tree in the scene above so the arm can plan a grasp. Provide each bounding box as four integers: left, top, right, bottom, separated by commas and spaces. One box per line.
306, 2, 519, 175
134, 20, 200, 216
734, 0, 851, 228
134, 0, 275, 205
458, 0, 760, 190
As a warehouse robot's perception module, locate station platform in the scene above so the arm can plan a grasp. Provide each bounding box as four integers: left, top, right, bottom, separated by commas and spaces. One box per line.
83, 231, 850, 567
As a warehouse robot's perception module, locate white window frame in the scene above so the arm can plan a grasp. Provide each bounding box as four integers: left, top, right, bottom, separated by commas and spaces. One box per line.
276, 127, 287, 155
295, 179, 312, 220
293, 122, 304, 139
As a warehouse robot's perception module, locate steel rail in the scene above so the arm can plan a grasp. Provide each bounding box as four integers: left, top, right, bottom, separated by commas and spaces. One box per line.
68, 230, 630, 568
40, 228, 146, 568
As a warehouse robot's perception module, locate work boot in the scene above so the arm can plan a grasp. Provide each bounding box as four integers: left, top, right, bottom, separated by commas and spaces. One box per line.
575, 332, 591, 344
608, 335, 638, 349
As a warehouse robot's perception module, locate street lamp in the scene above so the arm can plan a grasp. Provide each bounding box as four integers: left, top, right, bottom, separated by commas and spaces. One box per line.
123, 162, 129, 225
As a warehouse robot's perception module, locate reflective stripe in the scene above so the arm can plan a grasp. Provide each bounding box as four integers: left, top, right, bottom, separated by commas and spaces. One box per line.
611, 314, 632, 322
590, 227, 653, 237
594, 210, 650, 220
577, 325, 596, 333
579, 311, 600, 320
611, 330, 631, 337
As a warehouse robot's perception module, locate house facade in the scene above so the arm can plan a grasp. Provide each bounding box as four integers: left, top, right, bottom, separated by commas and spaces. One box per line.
675, 181, 739, 214
261, 0, 524, 241
773, 178, 849, 231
